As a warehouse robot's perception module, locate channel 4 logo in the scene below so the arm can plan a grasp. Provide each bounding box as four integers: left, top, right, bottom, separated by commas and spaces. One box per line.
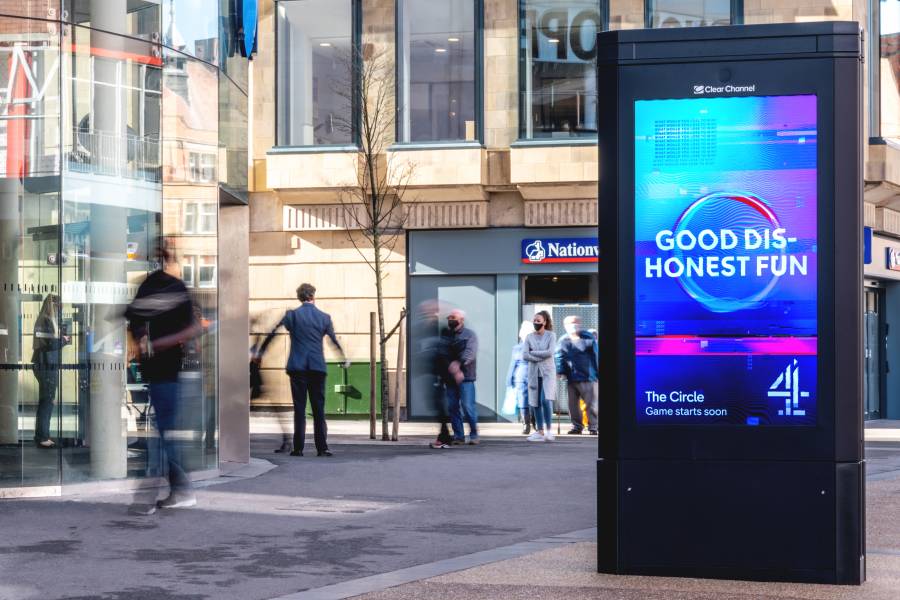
769, 359, 810, 417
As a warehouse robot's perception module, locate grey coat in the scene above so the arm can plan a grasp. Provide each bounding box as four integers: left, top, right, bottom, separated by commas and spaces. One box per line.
523, 330, 557, 407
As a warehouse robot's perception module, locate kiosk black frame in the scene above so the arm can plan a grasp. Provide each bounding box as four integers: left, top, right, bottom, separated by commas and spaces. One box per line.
597, 22, 864, 584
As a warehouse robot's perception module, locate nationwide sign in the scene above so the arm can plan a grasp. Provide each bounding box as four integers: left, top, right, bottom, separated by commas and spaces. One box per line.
521, 237, 598, 264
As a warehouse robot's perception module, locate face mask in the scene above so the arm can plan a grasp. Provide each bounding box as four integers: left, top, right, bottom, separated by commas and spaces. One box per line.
447, 320, 459, 330
533, 322, 544, 331
564, 323, 579, 335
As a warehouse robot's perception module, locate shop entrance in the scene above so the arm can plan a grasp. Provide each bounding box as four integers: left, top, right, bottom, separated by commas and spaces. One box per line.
522, 274, 599, 422
864, 286, 886, 420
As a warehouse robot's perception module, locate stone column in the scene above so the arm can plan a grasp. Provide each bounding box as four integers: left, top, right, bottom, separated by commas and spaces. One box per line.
85, 0, 128, 479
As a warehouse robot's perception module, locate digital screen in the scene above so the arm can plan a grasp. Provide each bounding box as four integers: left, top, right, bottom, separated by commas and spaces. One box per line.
634, 95, 818, 426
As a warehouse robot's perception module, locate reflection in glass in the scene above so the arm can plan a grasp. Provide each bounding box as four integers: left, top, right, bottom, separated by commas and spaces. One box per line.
65, 1, 161, 40
521, 1, 603, 139
649, 0, 732, 28
61, 24, 163, 482
162, 47, 219, 470
881, 0, 900, 139
398, 0, 477, 143
163, 0, 220, 62
276, 0, 354, 146
0, 17, 62, 487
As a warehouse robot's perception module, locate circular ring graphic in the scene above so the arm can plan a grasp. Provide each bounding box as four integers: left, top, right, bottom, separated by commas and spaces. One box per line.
671, 191, 785, 313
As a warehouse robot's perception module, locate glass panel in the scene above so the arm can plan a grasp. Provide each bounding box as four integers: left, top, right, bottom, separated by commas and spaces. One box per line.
399, 0, 477, 143
276, 0, 354, 146
0, 1, 61, 20
521, 1, 603, 139
65, 1, 161, 40
649, 0, 731, 28
162, 0, 219, 62
219, 0, 249, 92
162, 47, 218, 470
219, 73, 248, 190
881, 0, 900, 139
0, 16, 62, 488
60, 25, 162, 483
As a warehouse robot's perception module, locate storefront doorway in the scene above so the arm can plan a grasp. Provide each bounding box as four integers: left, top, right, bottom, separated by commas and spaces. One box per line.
864, 286, 886, 420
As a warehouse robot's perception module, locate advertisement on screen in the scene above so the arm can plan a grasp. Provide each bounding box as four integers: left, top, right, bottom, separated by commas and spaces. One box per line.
634, 94, 818, 426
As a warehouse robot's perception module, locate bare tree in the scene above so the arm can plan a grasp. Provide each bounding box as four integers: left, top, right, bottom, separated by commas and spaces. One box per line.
335, 44, 413, 440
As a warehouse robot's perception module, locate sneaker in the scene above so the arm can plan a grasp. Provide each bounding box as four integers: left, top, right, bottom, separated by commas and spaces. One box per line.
128, 503, 157, 516
527, 432, 545, 442
588, 430, 598, 436
429, 440, 450, 449
450, 439, 466, 446
467, 438, 480, 445
157, 494, 197, 509
566, 429, 583, 435
544, 430, 555, 442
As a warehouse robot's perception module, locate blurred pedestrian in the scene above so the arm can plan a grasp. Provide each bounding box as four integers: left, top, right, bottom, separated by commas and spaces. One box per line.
31, 294, 69, 448
441, 309, 479, 445
557, 316, 599, 435
505, 321, 535, 435
412, 301, 453, 449
258, 283, 349, 457
524, 311, 556, 443
126, 242, 201, 514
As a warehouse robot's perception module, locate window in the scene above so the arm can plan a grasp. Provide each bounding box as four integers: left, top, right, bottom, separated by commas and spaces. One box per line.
183, 202, 197, 233
188, 152, 216, 183
276, 0, 356, 146
881, 0, 900, 139
199, 203, 216, 233
198, 256, 217, 288
398, 0, 479, 143
647, 0, 734, 28
182, 255, 196, 287
520, 1, 604, 139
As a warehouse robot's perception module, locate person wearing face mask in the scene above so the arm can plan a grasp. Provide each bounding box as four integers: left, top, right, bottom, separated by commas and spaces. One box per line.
523, 310, 557, 442
556, 316, 599, 435
440, 309, 480, 445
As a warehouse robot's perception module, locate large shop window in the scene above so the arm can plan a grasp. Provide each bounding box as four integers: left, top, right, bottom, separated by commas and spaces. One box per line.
276, 0, 356, 147
647, 0, 734, 28
398, 0, 479, 143
881, 0, 900, 139
520, 1, 604, 140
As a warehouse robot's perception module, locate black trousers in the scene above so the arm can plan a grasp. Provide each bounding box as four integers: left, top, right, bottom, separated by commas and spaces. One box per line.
33, 367, 58, 441
289, 370, 328, 452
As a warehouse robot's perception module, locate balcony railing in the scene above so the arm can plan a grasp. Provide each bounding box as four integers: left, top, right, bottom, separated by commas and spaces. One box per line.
65, 129, 161, 183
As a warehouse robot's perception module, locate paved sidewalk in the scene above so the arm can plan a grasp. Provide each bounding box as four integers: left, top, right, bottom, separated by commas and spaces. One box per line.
342, 475, 900, 600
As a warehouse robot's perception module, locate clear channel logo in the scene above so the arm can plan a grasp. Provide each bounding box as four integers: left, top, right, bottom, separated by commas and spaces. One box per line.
692, 84, 757, 95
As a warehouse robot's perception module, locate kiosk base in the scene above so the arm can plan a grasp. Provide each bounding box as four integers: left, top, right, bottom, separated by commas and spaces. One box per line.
598, 458, 865, 584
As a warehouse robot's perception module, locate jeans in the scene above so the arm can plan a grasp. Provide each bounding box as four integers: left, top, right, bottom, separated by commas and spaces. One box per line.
33, 367, 58, 441
148, 381, 191, 495
289, 370, 328, 453
533, 377, 554, 431
446, 381, 478, 441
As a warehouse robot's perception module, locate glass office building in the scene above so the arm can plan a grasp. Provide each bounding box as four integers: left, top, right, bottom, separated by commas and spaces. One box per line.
0, 1, 249, 493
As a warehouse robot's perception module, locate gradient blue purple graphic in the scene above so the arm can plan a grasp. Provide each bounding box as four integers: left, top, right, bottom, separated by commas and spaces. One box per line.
634, 95, 818, 426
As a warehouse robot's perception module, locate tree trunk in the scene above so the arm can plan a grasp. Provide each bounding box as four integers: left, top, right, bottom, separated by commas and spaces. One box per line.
373, 233, 390, 440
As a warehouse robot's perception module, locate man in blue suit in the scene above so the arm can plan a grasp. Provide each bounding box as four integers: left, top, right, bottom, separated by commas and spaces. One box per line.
259, 283, 349, 456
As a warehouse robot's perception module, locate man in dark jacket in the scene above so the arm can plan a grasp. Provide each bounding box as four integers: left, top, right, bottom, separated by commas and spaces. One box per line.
259, 283, 348, 457
441, 309, 479, 445
126, 244, 201, 513
556, 316, 599, 435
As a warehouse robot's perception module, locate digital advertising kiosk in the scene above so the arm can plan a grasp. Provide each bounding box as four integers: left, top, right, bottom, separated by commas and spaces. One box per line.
597, 22, 864, 584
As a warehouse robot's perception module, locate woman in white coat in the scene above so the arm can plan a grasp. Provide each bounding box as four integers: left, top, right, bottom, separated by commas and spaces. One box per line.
523, 310, 556, 442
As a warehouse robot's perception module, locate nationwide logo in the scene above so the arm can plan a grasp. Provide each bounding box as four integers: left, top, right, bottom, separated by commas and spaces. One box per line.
522, 238, 599, 264
692, 84, 757, 95
769, 359, 810, 417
